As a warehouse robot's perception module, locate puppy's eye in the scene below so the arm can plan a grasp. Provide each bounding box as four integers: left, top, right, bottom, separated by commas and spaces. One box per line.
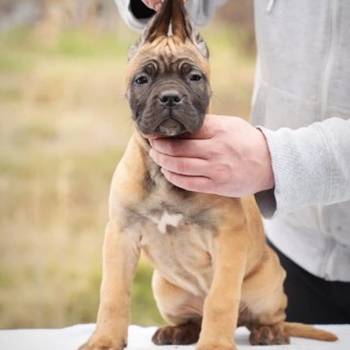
134, 74, 149, 85
189, 72, 203, 82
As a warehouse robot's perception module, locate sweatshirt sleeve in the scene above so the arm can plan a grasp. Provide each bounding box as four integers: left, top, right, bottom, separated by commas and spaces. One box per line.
114, 0, 155, 30
255, 117, 350, 218
114, 0, 227, 30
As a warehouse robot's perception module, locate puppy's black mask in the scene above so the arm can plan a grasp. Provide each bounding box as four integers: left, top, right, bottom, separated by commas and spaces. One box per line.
129, 54, 210, 137
126, 0, 211, 137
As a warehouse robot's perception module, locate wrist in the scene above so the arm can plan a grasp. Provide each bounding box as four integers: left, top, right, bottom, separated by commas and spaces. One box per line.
255, 128, 275, 192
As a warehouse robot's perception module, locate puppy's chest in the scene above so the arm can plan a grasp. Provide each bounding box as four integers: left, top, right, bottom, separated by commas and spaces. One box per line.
146, 207, 184, 234
139, 166, 213, 233
138, 186, 216, 243
133, 174, 218, 295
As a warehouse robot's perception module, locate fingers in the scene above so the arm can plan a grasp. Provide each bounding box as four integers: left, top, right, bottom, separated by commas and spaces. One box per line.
144, 0, 187, 11
161, 169, 213, 193
143, 0, 163, 11
183, 119, 217, 139
150, 138, 211, 159
149, 149, 209, 176
154, 2, 162, 11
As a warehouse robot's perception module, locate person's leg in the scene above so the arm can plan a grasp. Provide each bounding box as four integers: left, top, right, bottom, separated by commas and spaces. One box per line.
268, 240, 350, 324
330, 278, 350, 322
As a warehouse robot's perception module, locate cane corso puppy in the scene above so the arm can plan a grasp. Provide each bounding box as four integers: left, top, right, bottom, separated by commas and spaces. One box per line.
80, 1, 337, 349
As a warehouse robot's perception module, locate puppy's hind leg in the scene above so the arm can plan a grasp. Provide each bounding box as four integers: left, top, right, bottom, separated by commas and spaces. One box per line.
151, 271, 203, 345
241, 246, 290, 346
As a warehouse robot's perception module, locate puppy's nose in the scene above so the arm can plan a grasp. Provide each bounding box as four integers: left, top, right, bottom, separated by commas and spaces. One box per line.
159, 90, 183, 107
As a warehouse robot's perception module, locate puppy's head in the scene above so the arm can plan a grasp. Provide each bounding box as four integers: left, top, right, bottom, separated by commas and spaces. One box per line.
126, 0, 211, 137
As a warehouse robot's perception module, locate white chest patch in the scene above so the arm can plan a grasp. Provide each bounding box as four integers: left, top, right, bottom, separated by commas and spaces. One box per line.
149, 210, 184, 234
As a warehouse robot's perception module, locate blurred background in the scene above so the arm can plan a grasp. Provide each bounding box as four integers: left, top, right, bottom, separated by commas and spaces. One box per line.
0, 0, 255, 328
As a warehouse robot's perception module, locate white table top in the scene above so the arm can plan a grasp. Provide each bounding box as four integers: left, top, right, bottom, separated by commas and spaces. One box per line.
0, 324, 349, 350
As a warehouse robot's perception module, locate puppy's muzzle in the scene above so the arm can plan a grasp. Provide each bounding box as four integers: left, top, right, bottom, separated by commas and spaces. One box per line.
156, 89, 186, 136
159, 90, 184, 107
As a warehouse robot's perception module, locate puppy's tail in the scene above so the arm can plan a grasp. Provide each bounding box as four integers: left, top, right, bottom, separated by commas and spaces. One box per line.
284, 322, 338, 342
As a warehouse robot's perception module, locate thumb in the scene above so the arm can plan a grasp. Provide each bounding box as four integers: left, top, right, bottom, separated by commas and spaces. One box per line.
181, 115, 219, 140
143, 0, 163, 11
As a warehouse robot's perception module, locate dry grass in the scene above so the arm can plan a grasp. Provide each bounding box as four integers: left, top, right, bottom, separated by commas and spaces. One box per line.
0, 22, 255, 328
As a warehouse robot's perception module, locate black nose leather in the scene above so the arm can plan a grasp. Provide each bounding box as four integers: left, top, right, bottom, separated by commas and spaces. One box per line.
159, 90, 183, 106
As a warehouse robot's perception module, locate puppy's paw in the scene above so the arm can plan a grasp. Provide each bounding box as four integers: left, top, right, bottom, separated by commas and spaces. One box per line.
78, 334, 127, 350
249, 324, 290, 345
152, 321, 201, 345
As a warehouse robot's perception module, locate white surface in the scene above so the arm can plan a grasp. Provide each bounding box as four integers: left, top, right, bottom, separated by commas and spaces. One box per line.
0, 324, 349, 350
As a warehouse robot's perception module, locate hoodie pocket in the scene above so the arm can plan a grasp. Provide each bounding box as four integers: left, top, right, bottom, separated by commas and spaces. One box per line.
323, 201, 350, 248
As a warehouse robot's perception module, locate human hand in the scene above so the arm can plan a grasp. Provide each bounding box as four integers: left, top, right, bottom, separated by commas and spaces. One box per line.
148, 115, 275, 197
141, 0, 186, 11
142, 0, 164, 11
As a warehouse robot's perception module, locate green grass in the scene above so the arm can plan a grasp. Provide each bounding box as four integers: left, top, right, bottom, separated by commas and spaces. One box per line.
0, 22, 254, 328
53, 30, 131, 57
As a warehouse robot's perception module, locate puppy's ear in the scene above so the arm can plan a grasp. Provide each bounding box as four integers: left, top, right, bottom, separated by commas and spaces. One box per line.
192, 32, 209, 59
128, 36, 142, 61
143, 0, 172, 42
170, 0, 192, 42
128, 0, 172, 60
128, 0, 209, 60
170, 0, 209, 59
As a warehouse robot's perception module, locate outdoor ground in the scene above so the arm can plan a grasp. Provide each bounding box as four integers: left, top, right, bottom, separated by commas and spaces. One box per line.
0, 22, 255, 328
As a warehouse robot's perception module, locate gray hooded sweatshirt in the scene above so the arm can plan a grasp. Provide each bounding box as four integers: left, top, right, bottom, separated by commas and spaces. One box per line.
115, 0, 350, 282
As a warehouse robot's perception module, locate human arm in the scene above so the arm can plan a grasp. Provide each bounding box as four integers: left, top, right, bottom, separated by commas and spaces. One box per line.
256, 117, 350, 217
148, 116, 350, 218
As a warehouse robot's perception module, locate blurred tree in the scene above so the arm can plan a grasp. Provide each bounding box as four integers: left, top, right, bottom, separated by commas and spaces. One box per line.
0, 0, 255, 42
0, 0, 44, 31
39, 0, 119, 31
0, 0, 120, 32
217, 0, 256, 52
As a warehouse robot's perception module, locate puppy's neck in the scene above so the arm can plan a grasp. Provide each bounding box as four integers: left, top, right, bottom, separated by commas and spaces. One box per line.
134, 130, 151, 153
133, 130, 189, 197
134, 130, 165, 186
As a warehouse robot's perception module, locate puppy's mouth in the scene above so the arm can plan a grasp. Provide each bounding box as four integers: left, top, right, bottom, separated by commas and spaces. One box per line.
135, 94, 207, 138
155, 118, 186, 137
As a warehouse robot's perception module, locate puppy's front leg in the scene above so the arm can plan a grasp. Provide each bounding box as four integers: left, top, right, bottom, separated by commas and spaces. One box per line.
79, 219, 141, 350
197, 212, 248, 350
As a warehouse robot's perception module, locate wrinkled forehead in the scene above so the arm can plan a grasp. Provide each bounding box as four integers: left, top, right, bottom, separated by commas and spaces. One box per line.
127, 36, 209, 77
